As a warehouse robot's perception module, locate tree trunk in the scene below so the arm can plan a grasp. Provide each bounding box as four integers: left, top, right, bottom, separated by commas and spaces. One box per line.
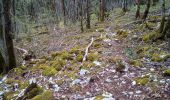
79, 0, 84, 32
159, 0, 165, 33
86, 0, 91, 29
100, 0, 105, 22
142, 0, 151, 20
122, 0, 128, 12
3, 0, 16, 72
61, 0, 66, 25
135, 0, 141, 19
162, 13, 170, 38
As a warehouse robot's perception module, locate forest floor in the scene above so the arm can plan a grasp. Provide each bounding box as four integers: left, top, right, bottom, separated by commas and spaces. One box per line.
1, 8, 170, 100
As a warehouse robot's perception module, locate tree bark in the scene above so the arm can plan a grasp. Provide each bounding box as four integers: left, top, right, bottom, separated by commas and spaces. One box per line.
122, 0, 128, 12
135, 0, 141, 19
159, 0, 165, 33
61, 0, 66, 25
142, 0, 151, 20
86, 0, 91, 29
100, 0, 105, 22
162, 13, 170, 38
78, 0, 84, 32
3, 0, 16, 72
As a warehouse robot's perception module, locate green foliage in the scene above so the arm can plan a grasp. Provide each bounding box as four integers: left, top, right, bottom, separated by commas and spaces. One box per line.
32, 90, 54, 100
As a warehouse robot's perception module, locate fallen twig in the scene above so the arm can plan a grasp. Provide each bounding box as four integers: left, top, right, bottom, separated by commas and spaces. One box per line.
83, 37, 94, 62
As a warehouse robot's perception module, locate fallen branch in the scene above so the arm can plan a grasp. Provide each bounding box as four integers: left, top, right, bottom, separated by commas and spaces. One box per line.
83, 37, 94, 62
15, 46, 28, 55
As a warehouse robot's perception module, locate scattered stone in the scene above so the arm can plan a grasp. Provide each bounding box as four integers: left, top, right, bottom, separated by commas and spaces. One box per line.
132, 81, 136, 86
29, 78, 36, 84
150, 68, 155, 72
106, 78, 112, 83
93, 61, 101, 66
159, 79, 166, 84
136, 90, 142, 94
53, 84, 60, 92
103, 39, 111, 42
72, 79, 81, 85
79, 69, 90, 76
13, 83, 19, 91
102, 92, 115, 100
149, 75, 157, 82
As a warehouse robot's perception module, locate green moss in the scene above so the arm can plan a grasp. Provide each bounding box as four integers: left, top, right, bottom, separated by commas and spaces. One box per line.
42, 66, 57, 76
95, 37, 103, 42
61, 70, 77, 79
129, 59, 143, 67
60, 51, 73, 60
95, 95, 104, 100
51, 51, 61, 58
81, 62, 96, 69
142, 31, 160, 42
13, 67, 24, 75
87, 52, 99, 61
93, 43, 103, 49
108, 56, 122, 63
163, 69, 170, 76
151, 53, 164, 62
76, 54, 83, 62
50, 59, 66, 71
70, 46, 82, 55
32, 90, 54, 100
22, 83, 43, 99
116, 29, 129, 38
135, 77, 149, 85
3, 91, 16, 100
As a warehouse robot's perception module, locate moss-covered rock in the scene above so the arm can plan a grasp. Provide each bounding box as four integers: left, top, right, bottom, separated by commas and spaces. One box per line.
32, 90, 54, 100
18, 83, 43, 100
135, 77, 149, 85
163, 69, 170, 76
